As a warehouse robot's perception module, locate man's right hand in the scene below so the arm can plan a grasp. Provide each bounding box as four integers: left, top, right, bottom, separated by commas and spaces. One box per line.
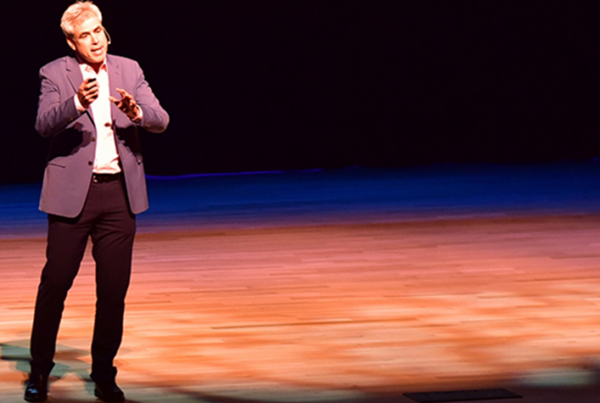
77, 78, 99, 108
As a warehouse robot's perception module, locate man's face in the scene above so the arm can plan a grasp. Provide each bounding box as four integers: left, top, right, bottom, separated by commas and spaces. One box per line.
67, 13, 108, 67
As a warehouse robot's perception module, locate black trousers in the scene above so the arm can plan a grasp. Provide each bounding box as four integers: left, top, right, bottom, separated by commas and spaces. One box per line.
30, 176, 136, 383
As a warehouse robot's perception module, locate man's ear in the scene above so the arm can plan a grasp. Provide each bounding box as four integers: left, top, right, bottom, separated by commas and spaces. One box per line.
66, 37, 76, 52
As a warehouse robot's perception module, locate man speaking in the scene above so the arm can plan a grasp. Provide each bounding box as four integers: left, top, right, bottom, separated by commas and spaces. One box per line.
25, 1, 169, 402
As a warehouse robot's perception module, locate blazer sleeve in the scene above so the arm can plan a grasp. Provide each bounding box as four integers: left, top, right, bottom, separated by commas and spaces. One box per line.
132, 61, 170, 133
34, 65, 81, 138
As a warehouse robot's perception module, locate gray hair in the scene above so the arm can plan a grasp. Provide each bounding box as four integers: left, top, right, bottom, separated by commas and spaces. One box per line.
60, 1, 103, 38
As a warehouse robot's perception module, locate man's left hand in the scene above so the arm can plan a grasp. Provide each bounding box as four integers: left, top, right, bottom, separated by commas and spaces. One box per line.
109, 88, 141, 120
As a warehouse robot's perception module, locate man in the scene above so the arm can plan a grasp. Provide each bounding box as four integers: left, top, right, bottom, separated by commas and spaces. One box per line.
25, 1, 169, 402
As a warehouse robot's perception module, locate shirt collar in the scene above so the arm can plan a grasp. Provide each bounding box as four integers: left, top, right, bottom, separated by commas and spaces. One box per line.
76, 55, 108, 74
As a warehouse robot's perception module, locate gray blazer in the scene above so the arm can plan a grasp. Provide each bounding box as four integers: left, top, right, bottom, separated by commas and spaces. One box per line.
35, 54, 169, 218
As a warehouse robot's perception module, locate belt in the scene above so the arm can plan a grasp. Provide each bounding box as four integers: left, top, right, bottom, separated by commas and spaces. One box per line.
92, 172, 123, 183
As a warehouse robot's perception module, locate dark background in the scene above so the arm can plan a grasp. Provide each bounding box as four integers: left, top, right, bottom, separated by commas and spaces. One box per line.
1, 0, 599, 184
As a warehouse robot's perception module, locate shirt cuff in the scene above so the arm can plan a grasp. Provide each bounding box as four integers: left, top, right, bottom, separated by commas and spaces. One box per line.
73, 94, 87, 113
132, 106, 144, 123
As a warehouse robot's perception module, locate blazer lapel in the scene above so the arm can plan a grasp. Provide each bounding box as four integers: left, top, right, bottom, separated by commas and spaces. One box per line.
65, 55, 83, 92
65, 55, 95, 124
107, 55, 125, 126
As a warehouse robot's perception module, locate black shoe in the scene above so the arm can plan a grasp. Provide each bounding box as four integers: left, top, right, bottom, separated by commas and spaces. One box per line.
24, 374, 48, 402
94, 380, 125, 402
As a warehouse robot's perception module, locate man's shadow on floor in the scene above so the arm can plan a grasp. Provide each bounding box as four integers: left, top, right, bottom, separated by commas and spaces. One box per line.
0, 339, 114, 400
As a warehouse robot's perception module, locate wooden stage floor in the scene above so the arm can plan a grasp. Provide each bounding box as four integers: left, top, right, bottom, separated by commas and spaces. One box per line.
1, 163, 600, 402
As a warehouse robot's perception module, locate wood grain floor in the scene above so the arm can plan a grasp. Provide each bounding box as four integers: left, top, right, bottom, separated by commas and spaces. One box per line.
1, 165, 600, 402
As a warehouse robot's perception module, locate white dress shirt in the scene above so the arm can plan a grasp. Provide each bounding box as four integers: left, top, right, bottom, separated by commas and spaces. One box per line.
74, 62, 121, 174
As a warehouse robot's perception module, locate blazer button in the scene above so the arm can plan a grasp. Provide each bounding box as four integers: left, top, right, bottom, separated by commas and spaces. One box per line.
91, 137, 96, 142
88, 161, 93, 166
